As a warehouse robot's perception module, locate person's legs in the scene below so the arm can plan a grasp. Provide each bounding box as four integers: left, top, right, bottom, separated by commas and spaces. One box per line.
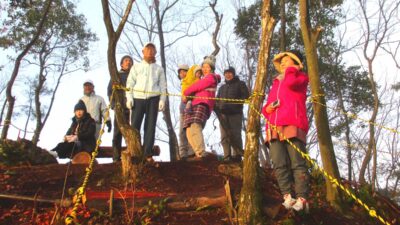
219, 114, 231, 159
94, 124, 101, 140
143, 96, 159, 157
187, 122, 206, 157
179, 113, 194, 158
131, 99, 145, 134
112, 109, 130, 162
286, 139, 310, 199
229, 113, 244, 157
269, 140, 293, 195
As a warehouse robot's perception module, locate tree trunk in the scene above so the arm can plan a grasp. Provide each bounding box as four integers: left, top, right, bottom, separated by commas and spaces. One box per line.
23, 97, 33, 139
359, 59, 379, 190
154, 0, 179, 161
334, 78, 353, 181
32, 52, 69, 146
101, 0, 141, 182
31, 62, 46, 145
279, 0, 286, 52
238, 1, 276, 224
1, 0, 53, 140
299, 0, 343, 210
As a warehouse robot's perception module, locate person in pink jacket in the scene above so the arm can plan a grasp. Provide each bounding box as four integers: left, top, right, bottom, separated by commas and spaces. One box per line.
262, 50, 310, 212
183, 55, 221, 160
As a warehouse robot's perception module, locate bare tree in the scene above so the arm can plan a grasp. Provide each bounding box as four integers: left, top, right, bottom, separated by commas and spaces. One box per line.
356, 0, 400, 190
1, 0, 53, 139
102, 0, 143, 183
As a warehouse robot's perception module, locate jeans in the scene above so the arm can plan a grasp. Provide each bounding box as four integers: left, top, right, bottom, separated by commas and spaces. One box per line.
269, 138, 310, 198
130, 96, 160, 157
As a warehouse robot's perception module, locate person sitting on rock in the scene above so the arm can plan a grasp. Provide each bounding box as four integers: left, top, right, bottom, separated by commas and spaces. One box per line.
51, 100, 96, 159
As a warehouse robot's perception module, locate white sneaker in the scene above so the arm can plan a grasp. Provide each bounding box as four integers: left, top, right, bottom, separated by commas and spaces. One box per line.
282, 194, 296, 209
292, 197, 309, 212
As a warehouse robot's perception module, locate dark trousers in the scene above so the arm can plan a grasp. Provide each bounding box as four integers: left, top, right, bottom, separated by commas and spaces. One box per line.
218, 113, 244, 158
112, 109, 130, 161
131, 96, 160, 157
52, 142, 78, 159
269, 138, 310, 198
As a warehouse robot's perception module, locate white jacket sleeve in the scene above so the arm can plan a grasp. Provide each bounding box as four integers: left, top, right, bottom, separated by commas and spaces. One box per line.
159, 67, 167, 102
126, 65, 136, 101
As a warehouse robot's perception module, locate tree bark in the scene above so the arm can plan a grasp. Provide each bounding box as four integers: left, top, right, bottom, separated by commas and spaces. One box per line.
1, 0, 53, 140
299, 0, 343, 210
210, 0, 223, 57
333, 76, 353, 181
154, 0, 179, 161
238, 1, 276, 224
359, 59, 379, 190
31, 52, 46, 145
279, 0, 286, 52
101, 0, 142, 182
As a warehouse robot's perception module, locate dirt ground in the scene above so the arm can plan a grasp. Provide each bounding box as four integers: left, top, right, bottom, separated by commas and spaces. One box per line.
0, 156, 399, 225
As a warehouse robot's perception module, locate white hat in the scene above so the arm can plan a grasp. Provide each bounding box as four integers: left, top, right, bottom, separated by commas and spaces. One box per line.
177, 64, 190, 72
143, 42, 156, 50
83, 79, 94, 86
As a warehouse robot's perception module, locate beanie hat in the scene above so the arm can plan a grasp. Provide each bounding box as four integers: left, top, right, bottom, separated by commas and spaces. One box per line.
202, 55, 216, 72
120, 55, 133, 66
74, 100, 87, 112
223, 66, 236, 76
273, 50, 304, 74
193, 65, 202, 76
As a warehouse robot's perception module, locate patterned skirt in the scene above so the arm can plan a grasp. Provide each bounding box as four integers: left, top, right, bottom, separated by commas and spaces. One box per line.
183, 104, 210, 129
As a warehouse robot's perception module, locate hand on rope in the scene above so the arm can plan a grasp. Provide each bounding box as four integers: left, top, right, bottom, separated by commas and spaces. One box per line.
249, 103, 392, 225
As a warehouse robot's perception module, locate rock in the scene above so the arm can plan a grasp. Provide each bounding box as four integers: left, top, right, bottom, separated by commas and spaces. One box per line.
0, 139, 57, 166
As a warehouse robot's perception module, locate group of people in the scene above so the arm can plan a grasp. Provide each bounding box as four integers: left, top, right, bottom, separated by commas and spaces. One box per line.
51, 42, 311, 212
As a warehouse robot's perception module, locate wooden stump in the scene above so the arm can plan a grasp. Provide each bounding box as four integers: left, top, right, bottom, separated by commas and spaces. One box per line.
72, 152, 93, 164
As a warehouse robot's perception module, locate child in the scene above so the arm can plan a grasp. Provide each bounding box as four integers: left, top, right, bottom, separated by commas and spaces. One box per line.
262, 50, 310, 211
182, 65, 202, 114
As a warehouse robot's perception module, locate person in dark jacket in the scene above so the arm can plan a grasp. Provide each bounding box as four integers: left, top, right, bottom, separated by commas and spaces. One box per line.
107, 55, 133, 162
51, 100, 96, 158
215, 67, 249, 162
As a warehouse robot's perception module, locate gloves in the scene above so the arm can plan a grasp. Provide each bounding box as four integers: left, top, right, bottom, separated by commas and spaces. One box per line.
106, 120, 112, 133
158, 100, 165, 112
126, 99, 133, 109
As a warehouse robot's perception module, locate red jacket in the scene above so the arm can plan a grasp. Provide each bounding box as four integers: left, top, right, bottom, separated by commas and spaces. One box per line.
262, 67, 309, 133
184, 73, 221, 112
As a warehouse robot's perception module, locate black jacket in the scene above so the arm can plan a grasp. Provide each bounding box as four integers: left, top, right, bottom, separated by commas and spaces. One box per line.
66, 112, 96, 152
107, 69, 129, 109
215, 77, 250, 115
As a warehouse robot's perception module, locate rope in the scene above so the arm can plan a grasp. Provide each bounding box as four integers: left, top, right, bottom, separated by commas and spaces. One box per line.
0, 121, 36, 134
309, 95, 400, 135
64, 89, 114, 225
249, 103, 392, 225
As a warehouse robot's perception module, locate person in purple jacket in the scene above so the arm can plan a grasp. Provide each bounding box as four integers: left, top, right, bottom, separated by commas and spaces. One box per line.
262, 50, 310, 212
183, 55, 221, 160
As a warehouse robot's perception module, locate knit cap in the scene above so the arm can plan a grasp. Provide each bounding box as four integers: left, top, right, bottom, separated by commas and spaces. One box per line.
202, 55, 216, 71
74, 100, 87, 112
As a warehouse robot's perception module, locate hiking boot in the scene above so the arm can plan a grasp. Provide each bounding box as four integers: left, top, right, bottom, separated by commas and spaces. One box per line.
292, 197, 309, 212
282, 194, 296, 209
